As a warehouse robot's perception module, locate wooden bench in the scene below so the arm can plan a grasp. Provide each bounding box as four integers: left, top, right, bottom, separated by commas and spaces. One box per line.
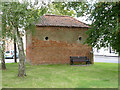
70, 56, 90, 65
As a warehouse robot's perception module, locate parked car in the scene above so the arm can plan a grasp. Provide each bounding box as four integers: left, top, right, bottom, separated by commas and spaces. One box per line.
5, 50, 19, 59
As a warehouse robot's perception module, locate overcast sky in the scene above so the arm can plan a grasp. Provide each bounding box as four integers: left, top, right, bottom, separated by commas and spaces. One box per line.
75, 16, 92, 25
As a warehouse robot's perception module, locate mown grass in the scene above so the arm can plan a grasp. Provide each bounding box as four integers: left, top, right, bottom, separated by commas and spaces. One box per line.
1, 62, 118, 88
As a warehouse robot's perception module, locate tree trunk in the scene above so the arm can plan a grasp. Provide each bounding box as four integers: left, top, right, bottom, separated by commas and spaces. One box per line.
16, 28, 26, 77
1, 40, 6, 70
14, 37, 17, 63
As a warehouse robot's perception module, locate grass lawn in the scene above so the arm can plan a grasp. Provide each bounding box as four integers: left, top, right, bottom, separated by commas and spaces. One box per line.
1, 62, 118, 88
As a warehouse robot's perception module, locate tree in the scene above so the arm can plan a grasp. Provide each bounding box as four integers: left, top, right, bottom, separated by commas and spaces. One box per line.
1, 38, 6, 70
14, 37, 17, 63
0, 11, 6, 70
84, 2, 120, 55
2, 1, 45, 76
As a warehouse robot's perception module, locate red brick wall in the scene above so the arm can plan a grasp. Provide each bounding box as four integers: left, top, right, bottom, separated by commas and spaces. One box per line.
5, 40, 14, 51
26, 26, 93, 65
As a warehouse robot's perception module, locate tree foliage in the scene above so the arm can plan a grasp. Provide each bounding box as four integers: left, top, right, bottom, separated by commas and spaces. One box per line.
84, 2, 120, 55
51, 2, 88, 17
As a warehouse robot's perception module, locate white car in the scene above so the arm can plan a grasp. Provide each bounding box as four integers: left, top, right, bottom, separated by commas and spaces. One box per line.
5, 50, 19, 59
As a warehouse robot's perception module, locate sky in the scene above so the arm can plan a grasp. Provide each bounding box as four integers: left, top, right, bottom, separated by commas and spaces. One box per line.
75, 16, 92, 25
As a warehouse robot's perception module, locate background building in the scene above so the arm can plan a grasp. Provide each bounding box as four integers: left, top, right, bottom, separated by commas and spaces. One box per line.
93, 47, 118, 56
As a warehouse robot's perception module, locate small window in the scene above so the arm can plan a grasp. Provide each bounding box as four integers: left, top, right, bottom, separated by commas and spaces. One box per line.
78, 37, 82, 41
45, 37, 48, 40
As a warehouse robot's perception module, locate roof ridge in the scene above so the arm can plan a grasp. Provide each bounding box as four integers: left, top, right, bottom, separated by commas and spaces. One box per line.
44, 14, 89, 26
44, 14, 71, 17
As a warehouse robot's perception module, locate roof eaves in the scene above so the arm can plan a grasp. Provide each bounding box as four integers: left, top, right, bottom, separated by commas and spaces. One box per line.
36, 24, 89, 28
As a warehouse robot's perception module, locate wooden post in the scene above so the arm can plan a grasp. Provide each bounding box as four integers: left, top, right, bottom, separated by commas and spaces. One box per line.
90, 51, 94, 64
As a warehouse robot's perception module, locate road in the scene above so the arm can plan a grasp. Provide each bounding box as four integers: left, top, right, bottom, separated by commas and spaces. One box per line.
0, 55, 119, 63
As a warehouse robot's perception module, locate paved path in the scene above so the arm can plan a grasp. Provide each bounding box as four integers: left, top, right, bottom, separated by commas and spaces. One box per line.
94, 55, 119, 63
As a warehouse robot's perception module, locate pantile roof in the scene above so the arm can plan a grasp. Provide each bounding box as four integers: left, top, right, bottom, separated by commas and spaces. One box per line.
36, 15, 89, 28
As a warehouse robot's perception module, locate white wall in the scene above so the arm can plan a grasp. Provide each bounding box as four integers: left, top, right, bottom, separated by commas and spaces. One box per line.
93, 47, 118, 56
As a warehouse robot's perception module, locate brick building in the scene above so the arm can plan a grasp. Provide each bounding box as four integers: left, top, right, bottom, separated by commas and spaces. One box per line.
5, 39, 14, 52
26, 15, 93, 65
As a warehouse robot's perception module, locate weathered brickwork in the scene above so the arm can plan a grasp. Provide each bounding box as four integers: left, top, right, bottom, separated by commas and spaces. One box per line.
26, 26, 93, 65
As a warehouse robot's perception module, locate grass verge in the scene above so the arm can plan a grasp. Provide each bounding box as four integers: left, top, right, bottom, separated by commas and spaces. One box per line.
2, 62, 118, 88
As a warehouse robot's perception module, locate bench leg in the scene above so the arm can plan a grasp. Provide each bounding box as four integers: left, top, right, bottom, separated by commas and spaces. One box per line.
72, 61, 74, 65
70, 61, 73, 65
86, 61, 90, 64
88, 61, 90, 64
